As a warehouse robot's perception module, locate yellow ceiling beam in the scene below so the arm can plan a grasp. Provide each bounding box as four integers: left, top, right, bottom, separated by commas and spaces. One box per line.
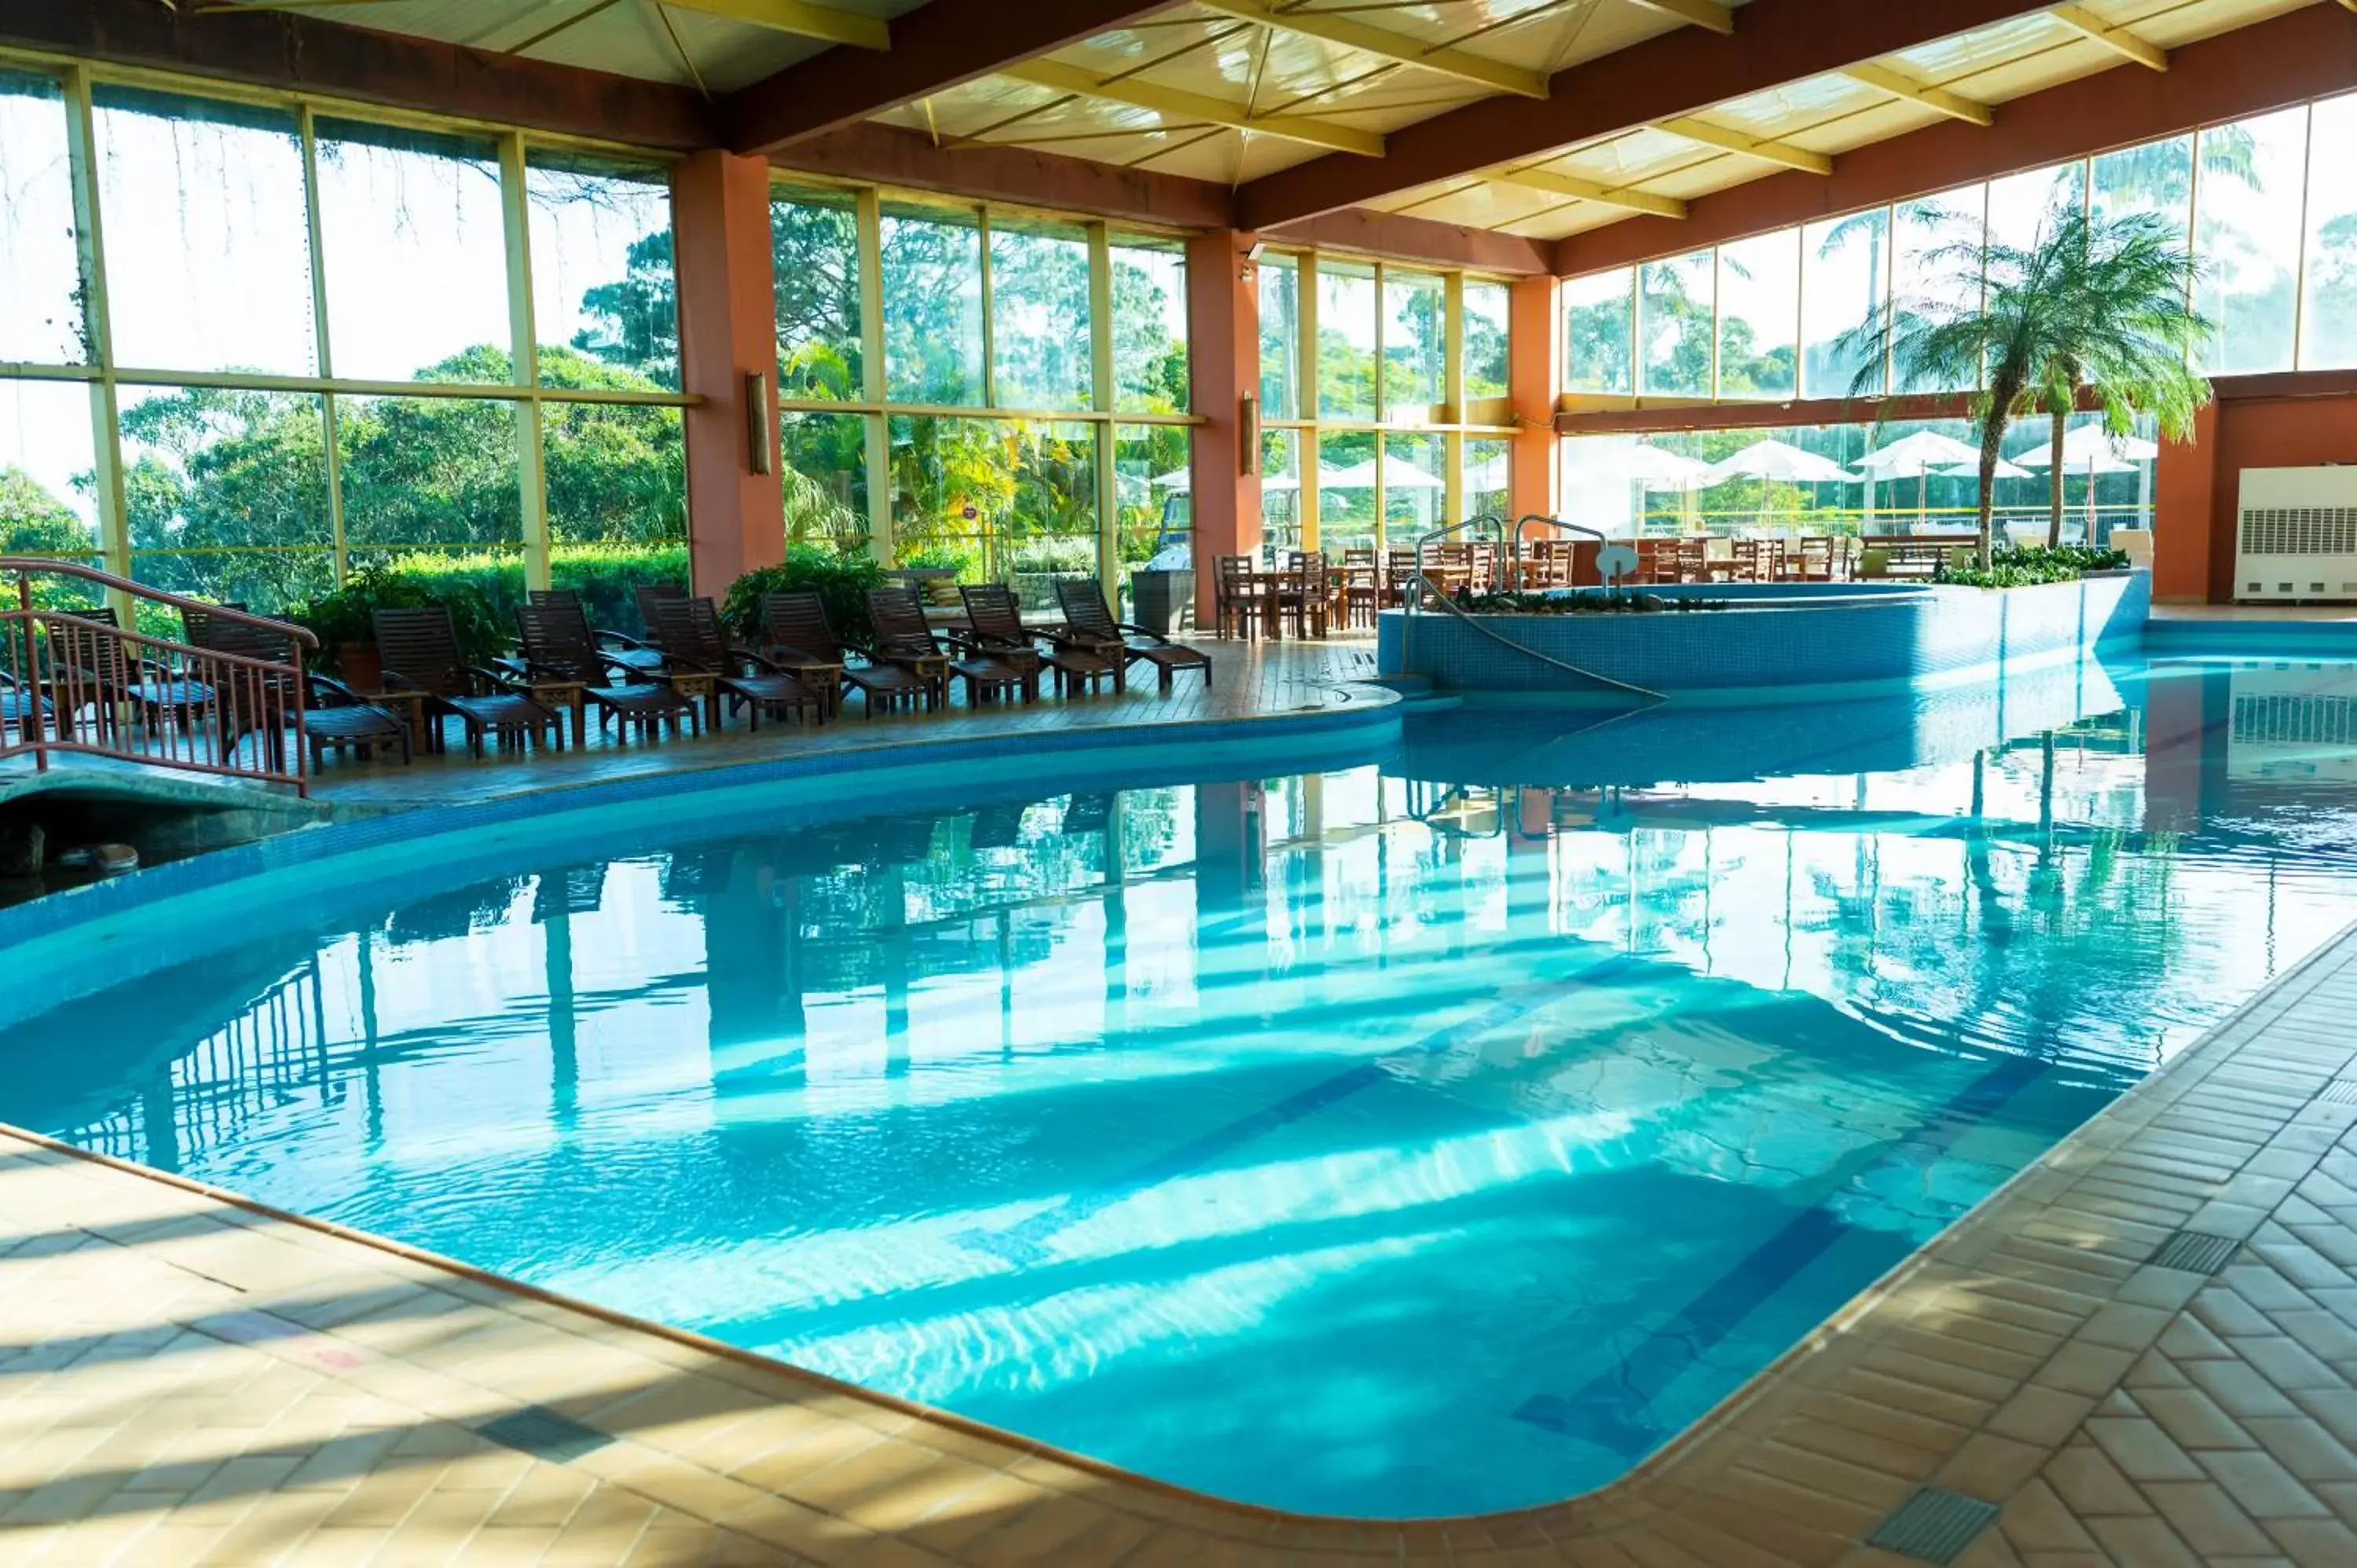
1653, 116, 1831, 174
1624, 0, 1736, 35
658, 0, 890, 51
1842, 60, 1994, 126
2047, 4, 2167, 71
1486, 166, 1688, 218
1194, 0, 1549, 98
1001, 59, 1386, 156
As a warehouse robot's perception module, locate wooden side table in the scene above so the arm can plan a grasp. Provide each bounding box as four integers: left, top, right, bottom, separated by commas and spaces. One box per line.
355, 689, 430, 755
669, 671, 722, 730
522, 679, 588, 746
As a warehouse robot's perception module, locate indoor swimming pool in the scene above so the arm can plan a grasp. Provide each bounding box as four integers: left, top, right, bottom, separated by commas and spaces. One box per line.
4, 651, 2355, 1516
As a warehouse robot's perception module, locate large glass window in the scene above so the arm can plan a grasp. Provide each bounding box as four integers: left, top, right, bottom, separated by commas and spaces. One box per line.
1261, 430, 1302, 555
1111, 238, 1186, 415
2, 75, 694, 625
782, 412, 867, 548
1986, 163, 2080, 255
1892, 186, 1984, 392
1258, 254, 1299, 418
1639, 251, 1713, 397
991, 218, 1091, 410
94, 88, 315, 376
1382, 267, 1446, 418
1114, 422, 1188, 566
1463, 280, 1510, 404
1802, 209, 1887, 397
527, 150, 677, 390
335, 392, 522, 557
1317, 430, 1376, 554
0, 379, 97, 565
772, 187, 863, 400
881, 205, 984, 405
1564, 267, 1634, 394
2091, 135, 2194, 237
1465, 438, 1509, 520
0, 72, 83, 365
2198, 108, 2308, 376
1383, 432, 1445, 544
120, 386, 332, 611
1317, 260, 1378, 422
314, 119, 510, 384
2303, 98, 2357, 369
1716, 229, 1798, 398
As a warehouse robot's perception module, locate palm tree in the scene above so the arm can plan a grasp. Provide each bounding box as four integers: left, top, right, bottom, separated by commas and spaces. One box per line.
1842, 205, 2212, 563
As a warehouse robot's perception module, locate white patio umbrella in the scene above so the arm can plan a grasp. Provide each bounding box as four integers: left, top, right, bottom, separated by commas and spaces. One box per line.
1617, 441, 1715, 488
1705, 438, 1852, 533
2012, 425, 2160, 469
1146, 466, 1301, 493
1705, 438, 1853, 485
2010, 430, 2139, 542
1940, 456, 2036, 482
1854, 430, 1984, 528
1315, 459, 1445, 491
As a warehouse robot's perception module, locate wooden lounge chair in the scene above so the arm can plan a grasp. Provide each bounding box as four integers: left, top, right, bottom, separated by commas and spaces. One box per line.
181, 603, 412, 769
515, 600, 701, 741
960, 582, 1115, 698
372, 606, 563, 757
867, 585, 1032, 707
647, 595, 823, 731
42, 606, 215, 739
1054, 578, 1211, 694
757, 591, 929, 719
528, 588, 665, 676
0, 669, 49, 740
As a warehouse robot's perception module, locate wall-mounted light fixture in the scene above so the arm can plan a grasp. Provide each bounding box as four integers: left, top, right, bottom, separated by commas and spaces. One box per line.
746, 371, 773, 475
1239, 390, 1258, 475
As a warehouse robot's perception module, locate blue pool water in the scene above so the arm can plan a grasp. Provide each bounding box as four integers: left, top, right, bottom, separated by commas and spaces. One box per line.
6, 650, 2357, 1516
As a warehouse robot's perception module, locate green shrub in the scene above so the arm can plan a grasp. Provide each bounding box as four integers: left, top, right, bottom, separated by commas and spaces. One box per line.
287, 544, 685, 672
720, 544, 887, 645
1943, 542, 2131, 588
291, 565, 508, 674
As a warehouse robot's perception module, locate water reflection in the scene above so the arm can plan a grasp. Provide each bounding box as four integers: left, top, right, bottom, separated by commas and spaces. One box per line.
5, 653, 2357, 1515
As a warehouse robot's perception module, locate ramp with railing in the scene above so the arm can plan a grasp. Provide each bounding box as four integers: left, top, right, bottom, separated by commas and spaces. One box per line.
2, 559, 319, 797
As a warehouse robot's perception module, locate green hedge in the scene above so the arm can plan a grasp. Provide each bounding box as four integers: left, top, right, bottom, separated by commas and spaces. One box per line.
720, 544, 886, 646
289, 544, 687, 672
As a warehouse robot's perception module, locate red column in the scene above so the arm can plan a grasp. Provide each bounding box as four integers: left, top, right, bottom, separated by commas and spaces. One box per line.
1508, 274, 1561, 525
2152, 400, 2218, 605
1188, 230, 1260, 626
673, 150, 784, 595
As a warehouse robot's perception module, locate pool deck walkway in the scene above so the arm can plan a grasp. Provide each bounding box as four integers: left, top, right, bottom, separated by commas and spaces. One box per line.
9, 626, 2357, 1565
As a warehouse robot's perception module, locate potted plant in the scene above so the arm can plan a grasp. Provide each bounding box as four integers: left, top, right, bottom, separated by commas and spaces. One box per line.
291, 566, 505, 686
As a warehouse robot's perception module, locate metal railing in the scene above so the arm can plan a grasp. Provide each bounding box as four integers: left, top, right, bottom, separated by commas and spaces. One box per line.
2, 559, 319, 797
1402, 516, 1664, 705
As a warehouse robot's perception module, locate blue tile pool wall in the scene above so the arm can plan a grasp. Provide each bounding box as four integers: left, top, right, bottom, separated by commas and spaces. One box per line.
0, 702, 1401, 1029
1378, 574, 2152, 702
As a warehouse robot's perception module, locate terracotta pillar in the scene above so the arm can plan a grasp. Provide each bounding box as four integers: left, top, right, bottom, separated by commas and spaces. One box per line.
2152, 400, 2219, 605
1188, 230, 1261, 625
1508, 274, 1562, 525
673, 150, 784, 595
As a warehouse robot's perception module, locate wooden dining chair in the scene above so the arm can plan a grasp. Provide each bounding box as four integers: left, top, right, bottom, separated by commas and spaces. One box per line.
1214, 554, 1263, 640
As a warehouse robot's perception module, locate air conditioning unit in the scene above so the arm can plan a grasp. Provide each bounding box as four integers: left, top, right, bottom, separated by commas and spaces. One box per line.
2236, 467, 2357, 603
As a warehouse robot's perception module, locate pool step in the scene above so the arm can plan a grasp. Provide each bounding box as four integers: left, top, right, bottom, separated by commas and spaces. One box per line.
1365, 674, 1461, 713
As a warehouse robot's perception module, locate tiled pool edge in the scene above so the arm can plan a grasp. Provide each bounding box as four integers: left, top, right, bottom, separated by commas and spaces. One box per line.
5, 914, 2355, 1563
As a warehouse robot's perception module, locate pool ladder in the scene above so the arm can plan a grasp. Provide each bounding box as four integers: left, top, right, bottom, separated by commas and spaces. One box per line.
1400, 515, 1665, 705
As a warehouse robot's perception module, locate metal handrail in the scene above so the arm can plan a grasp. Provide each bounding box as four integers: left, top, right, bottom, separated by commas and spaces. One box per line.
1399, 518, 1664, 704
1510, 513, 1609, 589
2, 557, 318, 797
